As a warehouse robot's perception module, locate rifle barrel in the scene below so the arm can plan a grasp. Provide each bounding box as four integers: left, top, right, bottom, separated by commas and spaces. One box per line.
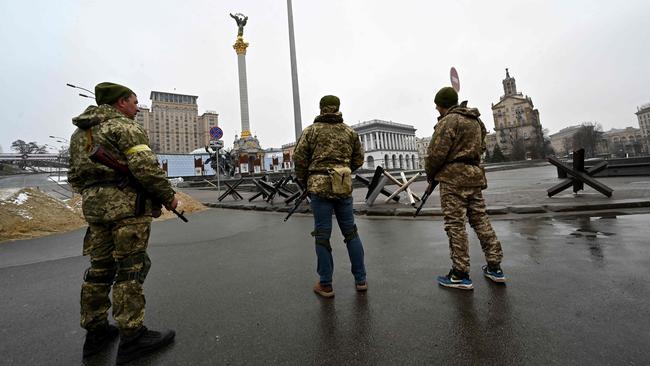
284, 190, 309, 221
171, 208, 189, 222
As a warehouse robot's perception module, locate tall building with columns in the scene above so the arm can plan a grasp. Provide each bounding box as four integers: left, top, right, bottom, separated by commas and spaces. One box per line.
350, 119, 418, 170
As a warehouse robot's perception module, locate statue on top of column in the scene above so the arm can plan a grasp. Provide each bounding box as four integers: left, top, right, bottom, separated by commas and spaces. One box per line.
230, 13, 248, 38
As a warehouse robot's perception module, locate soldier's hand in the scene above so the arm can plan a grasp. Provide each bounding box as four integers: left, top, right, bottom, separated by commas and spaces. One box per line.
165, 195, 179, 210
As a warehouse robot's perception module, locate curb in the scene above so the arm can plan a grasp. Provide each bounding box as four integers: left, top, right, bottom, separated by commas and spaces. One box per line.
203, 199, 650, 217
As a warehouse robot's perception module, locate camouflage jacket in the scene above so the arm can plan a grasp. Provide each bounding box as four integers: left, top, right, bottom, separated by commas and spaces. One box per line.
425, 105, 487, 188
68, 105, 175, 223
293, 112, 364, 199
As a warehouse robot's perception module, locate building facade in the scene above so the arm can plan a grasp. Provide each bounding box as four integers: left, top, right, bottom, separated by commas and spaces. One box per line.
281, 142, 296, 170
491, 69, 544, 160
350, 119, 418, 170
603, 127, 646, 157
263, 147, 284, 172
415, 136, 431, 169
549, 125, 582, 158
636, 103, 650, 152
485, 133, 498, 158
134, 91, 219, 154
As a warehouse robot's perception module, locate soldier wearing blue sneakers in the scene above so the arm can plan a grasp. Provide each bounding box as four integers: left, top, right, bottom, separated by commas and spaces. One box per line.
425, 87, 506, 290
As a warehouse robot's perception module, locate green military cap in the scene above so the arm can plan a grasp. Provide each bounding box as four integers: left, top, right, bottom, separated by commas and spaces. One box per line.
434, 87, 458, 108
319, 95, 340, 109
94, 82, 134, 106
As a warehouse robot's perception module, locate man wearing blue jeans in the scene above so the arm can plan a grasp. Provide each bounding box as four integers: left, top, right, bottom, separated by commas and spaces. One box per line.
293, 95, 367, 298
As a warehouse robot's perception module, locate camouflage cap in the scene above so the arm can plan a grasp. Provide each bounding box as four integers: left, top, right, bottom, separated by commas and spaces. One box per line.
319, 95, 340, 109
95, 82, 134, 106
434, 87, 458, 108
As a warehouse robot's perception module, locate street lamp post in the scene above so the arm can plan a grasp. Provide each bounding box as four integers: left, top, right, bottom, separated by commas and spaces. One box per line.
48, 136, 69, 179
66, 83, 95, 99
49, 135, 69, 144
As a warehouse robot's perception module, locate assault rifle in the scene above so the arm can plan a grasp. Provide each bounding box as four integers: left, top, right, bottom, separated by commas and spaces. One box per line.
413, 179, 438, 217
88, 144, 188, 222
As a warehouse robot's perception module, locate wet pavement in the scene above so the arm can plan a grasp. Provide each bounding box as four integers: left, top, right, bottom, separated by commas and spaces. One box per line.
1, 209, 649, 365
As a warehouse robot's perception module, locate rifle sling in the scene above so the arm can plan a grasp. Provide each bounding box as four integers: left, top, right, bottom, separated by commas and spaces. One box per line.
449, 157, 480, 166
84, 180, 125, 189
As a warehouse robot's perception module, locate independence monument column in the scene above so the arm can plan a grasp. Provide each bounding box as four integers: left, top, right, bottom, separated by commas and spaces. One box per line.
231, 13, 252, 138
229, 12, 263, 174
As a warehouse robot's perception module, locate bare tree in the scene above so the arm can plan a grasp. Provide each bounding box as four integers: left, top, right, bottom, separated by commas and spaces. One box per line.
510, 138, 527, 161
491, 144, 507, 162
572, 123, 603, 158
11, 140, 48, 155
562, 138, 573, 157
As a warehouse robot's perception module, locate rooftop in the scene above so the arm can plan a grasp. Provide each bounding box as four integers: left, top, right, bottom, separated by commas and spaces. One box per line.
636, 103, 650, 113
150, 91, 199, 105
350, 119, 416, 131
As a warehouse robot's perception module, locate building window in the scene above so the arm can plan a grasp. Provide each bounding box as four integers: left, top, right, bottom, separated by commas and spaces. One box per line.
366, 156, 375, 169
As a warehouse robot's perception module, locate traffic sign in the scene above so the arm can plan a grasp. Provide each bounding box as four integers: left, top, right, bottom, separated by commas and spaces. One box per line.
450, 67, 460, 92
209, 126, 223, 140
210, 140, 224, 149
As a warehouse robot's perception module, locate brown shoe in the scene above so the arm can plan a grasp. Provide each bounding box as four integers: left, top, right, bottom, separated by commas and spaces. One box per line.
313, 282, 335, 298
355, 281, 368, 292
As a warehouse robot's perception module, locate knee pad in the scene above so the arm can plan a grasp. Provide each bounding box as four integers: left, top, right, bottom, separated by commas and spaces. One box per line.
115, 252, 151, 284
342, 225, 359, 244
83, 257, 117, 284
311, 229, 332, 252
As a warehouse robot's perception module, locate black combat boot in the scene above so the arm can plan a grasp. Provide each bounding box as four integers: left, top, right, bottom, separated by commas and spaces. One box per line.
83, 323, 119, 358
116, 326, 175, 365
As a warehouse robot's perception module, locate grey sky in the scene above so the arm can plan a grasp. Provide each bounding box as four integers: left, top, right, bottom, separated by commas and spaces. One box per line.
1, 0, 649, 153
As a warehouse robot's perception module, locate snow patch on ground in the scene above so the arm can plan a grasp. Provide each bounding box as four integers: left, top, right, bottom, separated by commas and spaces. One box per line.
49, 175, 68, 183
12, 193, 29, 205
0, 188, 20, 201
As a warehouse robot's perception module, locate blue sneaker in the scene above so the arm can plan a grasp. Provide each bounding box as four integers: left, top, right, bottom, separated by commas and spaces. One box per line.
483, 264, 506, 283
437, 270, 473, 290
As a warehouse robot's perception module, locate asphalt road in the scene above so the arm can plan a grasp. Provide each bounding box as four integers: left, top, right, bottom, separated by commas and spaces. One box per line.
1, 209, 649, 365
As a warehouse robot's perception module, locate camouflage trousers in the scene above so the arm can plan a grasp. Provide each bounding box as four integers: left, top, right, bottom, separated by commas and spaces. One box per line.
440, 183, 503, 274
80, 216, 152, 336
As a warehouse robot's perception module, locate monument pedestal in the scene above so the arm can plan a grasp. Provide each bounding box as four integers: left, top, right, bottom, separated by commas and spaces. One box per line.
231, 132, 264, 175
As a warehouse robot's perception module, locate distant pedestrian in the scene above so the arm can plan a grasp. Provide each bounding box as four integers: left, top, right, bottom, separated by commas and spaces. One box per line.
425, 87, 506, 290
293, 95, 367, 298
68, 82, 178, 363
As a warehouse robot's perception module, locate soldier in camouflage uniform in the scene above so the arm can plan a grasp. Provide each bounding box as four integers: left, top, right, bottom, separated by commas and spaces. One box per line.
425, 87, 506, 290
293, 95, 367, 298
68, 82, 177, 363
